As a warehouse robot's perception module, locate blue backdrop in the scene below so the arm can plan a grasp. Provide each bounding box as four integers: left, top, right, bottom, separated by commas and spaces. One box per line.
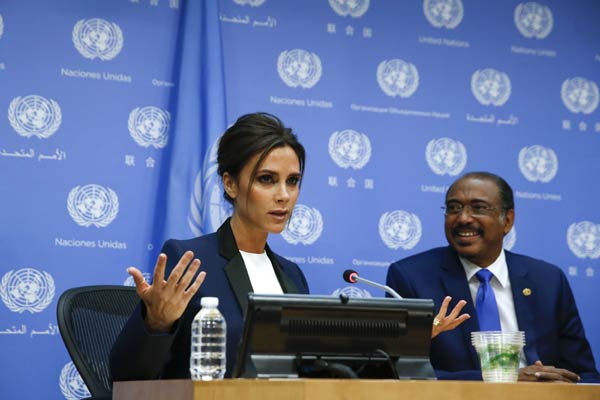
1, 1, 599, 399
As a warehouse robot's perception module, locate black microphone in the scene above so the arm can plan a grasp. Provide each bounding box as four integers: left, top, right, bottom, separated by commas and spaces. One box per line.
342, 269, 403, 299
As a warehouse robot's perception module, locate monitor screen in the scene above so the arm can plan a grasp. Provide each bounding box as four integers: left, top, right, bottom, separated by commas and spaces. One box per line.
233, 293, 436, 379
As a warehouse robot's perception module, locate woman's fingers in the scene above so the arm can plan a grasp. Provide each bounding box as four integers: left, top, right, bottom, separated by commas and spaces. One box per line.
166, 251, 194, 289
184, 271, 207, 300
127, 267, 150, 296
152, 253, 168, 287
175, 258, 202, 293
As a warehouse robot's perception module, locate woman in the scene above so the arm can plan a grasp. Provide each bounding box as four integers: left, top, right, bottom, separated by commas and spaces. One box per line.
110, 112, 466, 381
110, 112, 308, 381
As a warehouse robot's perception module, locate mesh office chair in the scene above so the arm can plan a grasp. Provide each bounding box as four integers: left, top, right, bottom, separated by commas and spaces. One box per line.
57, 285, 139, 399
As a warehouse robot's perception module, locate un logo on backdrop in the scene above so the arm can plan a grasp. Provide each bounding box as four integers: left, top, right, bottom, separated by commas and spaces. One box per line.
0, 268, 55, 313
377, 59, 419, 98
329, 0, 370, 18
67, 184, 119, 228
567, 221, 600, 259
423, 0, 464, 29
514, 2, 553, 39
234, 0, 266, 6
328, 130, 371, 169
188, 139, 233, 236
561, 77, 599, 115
518, 145, 558, 183
379, 210, 422, 250
503, 226, 516, 251
0, 14, 4, 38
124, 272, 151, 287
281, 205, 323, 245
471, 69, 511, 106
72, 18, 123, 61
425, 137, 467, 177
277, 49, 322, 89
332, 286, 372, 298
8, 95, 62, 139
128, 106, 170, 148
59, 362, 91, 400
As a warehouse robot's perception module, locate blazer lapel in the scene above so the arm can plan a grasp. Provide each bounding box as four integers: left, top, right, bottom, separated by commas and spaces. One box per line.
441, 247, 480, 367
217, 218, 300, 315
506, 252, 539, 363
218, 219, 253, 314
266, 246, 300, 294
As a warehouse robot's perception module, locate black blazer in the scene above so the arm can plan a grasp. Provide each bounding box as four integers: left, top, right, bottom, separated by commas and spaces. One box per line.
110, 218, 309, 380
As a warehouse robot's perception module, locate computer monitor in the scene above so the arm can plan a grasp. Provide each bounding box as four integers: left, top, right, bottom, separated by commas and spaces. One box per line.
233, 293, 436, 380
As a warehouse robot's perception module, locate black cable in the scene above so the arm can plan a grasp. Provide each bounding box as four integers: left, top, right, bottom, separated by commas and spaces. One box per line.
374, 349, 399, 379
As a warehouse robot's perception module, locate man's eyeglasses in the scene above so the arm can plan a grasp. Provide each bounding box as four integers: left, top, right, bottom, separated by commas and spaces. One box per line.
441, 203, 504, 217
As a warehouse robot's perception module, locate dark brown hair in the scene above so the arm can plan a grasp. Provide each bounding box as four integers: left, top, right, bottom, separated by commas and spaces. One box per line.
217, 112, 305, 204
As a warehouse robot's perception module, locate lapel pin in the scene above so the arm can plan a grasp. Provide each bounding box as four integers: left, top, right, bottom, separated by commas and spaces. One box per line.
522, 288, 532, 296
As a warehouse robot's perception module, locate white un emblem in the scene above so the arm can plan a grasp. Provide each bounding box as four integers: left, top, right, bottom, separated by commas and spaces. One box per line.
503, 226, 517, 251
60, 362, 91, 400
0, 268, 55, 313
72, 18, 123, 61
67, 184, 119, 228
281, 204, 324, 245
561, 77, 599, 115
518, 145, 558, 183
8, 95, 62, 139
233, 0, 266, 6
332, 286, 372, 298
379, 210, 422, 250
425, 137, 467, 177
128, 106, 170, 148
514, 2, 553, 39
471, 68, 511, 106
0, 14, 4, 39
377, 59, 419, 98
188, 139, 233, 236
328, 129, 372, 169
329, 0, 370, 18
124, 272, 151, 287
567, 221, 600, 259
423, 0, 464, 29
277, 49, 322, 89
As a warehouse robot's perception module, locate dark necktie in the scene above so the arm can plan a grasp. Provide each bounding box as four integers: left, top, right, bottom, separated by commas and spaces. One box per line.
475, 269, 501, 331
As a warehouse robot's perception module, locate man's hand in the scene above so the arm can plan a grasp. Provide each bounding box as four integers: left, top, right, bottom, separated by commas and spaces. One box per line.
128, 251, 206, 333
519, 360, 580, 383
431, 296, 471, 339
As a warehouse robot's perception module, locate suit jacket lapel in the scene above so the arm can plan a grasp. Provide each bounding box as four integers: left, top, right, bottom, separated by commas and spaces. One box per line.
266, 245, 300, 294
218, 219, 253, 314
441, 247, 480, 367
217, 218, 301, 315
506, 251, 539, 363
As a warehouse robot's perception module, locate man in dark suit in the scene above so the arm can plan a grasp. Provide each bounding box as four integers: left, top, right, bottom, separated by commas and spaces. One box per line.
386, 171, 600, 383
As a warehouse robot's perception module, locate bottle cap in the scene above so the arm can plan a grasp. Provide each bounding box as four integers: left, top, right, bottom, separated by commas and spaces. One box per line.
200, 297, 219, 307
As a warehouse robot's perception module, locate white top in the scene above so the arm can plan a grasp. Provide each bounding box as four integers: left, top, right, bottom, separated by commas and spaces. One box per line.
239, 250, 284, 295
460, 250, 527, 366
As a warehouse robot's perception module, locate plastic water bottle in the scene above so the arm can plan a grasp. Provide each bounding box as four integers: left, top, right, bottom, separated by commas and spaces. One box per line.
190, 297, 227, 380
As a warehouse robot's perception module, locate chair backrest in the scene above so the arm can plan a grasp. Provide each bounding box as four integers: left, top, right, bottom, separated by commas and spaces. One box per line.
57, 285, 139, 397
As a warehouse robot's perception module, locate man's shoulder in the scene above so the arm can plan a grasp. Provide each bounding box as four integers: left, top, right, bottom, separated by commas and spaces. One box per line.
505, 250, 565, 276
390, 246, 449, 270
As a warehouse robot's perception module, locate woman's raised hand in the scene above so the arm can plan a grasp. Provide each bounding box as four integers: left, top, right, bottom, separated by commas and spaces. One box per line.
127, 251, 206, 333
